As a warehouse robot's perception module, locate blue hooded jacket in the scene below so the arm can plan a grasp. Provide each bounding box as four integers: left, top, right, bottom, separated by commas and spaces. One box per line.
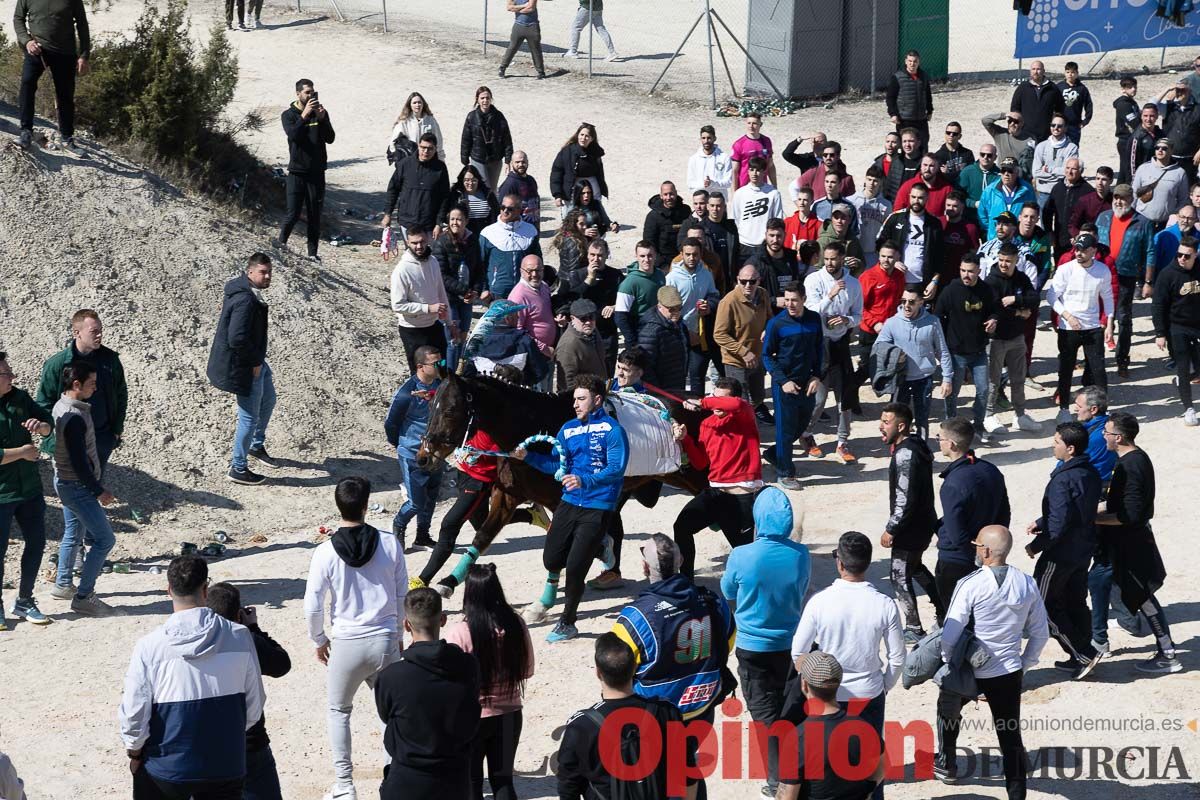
527, 406, 628, 510
1055, 414, 1115, 483
384, 375, 442, 461
719, 488, 811, 652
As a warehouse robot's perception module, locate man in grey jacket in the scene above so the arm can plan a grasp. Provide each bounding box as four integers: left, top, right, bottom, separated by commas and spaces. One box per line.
48, 361, 121, 617
875, 286, 952, 437
1132, 137, 1191, 226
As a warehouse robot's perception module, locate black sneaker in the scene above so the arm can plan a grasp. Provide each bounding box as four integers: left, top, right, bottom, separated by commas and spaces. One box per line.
228, 466, 266, 485
410, 536, 437, 551
761, 446, 777, 466
1053, 657, 1083, 672
270, 236, 287, 251
62, 137, 88, 158
307, 252, 322, 263
248, 446, 276, 465
498, 67, 507, 78
754, 404, 774, 425
932, 753, 958, 784
18, 129, 32, 149
1073, 652, 1102, 681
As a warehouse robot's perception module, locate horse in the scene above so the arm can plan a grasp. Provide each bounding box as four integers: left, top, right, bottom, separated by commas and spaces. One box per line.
415, 371, 710, 616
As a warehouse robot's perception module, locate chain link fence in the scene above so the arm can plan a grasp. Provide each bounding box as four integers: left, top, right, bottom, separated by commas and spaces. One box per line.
291, 0, 1200, 107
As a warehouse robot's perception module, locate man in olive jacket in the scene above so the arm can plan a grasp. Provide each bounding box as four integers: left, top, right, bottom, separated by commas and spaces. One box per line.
14, 0, 91, 154
207, 254, 275, 486
36, 309, 126, 468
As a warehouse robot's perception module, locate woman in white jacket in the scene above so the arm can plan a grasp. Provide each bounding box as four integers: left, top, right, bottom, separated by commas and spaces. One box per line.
1030, 114, 1080, 204
388, 92, 446, 162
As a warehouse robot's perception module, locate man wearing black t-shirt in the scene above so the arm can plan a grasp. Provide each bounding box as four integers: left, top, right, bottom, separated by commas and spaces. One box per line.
935, 253, 998, 440
557, 633, 694, 800
779, 651, 883, 800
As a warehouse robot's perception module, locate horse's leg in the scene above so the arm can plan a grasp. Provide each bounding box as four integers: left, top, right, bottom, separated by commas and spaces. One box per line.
436, 487, 518, 598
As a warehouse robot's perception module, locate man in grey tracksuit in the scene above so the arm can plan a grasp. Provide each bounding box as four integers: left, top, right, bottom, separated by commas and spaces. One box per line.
875, 286, 953, 438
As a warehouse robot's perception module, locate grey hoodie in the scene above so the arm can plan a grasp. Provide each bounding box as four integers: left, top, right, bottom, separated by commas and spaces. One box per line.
876, 306, 953, 381
1132, 160, 1190, 224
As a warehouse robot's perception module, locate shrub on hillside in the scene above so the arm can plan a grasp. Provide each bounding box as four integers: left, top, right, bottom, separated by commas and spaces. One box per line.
0, 0, 278, 205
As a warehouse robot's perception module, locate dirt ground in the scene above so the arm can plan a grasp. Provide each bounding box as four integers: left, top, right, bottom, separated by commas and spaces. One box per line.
0, 3, 1198, 799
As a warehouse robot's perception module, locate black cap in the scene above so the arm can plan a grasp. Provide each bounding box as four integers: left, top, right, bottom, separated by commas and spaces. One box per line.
995, 211, 1018, 225
1073, 232, 1098, 250
569, 298, 598, 317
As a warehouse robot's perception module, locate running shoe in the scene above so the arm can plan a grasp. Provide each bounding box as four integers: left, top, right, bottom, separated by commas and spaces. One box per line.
71, 593, 125, 618
1014, 413, 1041, 432
835, 443, 856, 464
546, 621, 578, 643
1073, 653, 1102, 681
983, 415, 1007, 435
1135, 654, 1183, 674
932, 753, 958, 784
49, 583, 76, 601
12, 597, 51, 625
408, 576, 427, 590
779, 476, 802, 491
587, 570, 625, 590
805, 436, 822, 459
1184, 408, 1198, 427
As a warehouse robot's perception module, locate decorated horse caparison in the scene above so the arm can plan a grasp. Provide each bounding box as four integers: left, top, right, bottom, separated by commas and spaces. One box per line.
414, 371, 710, 616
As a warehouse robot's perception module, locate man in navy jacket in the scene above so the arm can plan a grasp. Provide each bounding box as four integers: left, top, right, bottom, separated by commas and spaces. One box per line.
515, 374, 628, 644
761, 281, 823, 489
1026, 421, 1102, 680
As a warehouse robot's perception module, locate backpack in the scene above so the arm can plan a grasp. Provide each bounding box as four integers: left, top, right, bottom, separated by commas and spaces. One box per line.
387, 132, 418, 166
584, 704, 668, 800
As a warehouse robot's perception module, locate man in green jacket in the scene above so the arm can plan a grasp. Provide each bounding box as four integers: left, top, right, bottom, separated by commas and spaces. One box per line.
35, 309, 127, 468
613, 240, 665, 348
957, 143, 1000, 215
13, 0, 90, 155
0, 351, 54, 629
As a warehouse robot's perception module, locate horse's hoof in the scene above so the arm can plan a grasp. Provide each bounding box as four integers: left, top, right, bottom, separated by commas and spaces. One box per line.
435, 578, 457, 599
523, 601, 548, 624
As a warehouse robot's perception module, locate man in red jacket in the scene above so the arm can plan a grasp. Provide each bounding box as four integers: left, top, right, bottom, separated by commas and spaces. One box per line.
894, 154, 954, 217
857, 242, 907, 383
674, 377, 763, 578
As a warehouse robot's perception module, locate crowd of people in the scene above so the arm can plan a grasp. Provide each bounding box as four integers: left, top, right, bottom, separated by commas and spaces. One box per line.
2, 12, 1197, 799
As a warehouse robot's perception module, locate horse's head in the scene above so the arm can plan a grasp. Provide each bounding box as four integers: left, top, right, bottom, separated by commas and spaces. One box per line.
416, 372, 473, 471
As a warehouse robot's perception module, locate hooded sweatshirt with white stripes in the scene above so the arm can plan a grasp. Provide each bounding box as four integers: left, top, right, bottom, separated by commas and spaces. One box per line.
118, 607, 264, 783
940, 565, 1050, 679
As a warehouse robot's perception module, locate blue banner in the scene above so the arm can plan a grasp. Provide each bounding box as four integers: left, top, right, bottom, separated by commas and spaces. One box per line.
1015, 0, 1200, 59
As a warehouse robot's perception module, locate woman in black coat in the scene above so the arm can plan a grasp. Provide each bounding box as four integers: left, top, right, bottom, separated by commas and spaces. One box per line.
433, 206, 485, 370
549, 122, 609, 217
441, 165, 500, 236
567, 179, 618, 235
459, 86, 513, 192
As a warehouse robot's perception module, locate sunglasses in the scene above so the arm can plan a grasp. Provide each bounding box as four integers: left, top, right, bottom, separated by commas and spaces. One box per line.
980, 152, 997, 158
1155, 146, 1170, 152
999, 167, 1016, 173
1050, 123, 1065, 129
1179, 251, 1197, 258
1006, 117, 1021, 124
500, 205, 519, 213
944, 130, 961, 136
737, 278, 758, 285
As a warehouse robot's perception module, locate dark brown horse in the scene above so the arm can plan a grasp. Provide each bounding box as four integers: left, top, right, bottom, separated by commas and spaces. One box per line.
415, 371, 710, 605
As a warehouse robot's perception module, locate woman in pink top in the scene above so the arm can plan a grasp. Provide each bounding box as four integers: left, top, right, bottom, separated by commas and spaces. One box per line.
444, 563, 535, 800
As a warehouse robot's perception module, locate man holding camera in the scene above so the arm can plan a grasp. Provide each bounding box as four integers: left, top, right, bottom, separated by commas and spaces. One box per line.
275, 79, 335, 263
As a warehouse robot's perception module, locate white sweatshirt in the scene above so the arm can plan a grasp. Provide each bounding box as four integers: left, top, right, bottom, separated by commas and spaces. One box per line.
390, 249, 450, 328
732, 183, 784, 246
390, 114, 446, 161
303, 531, 408, 645
791, 579, 905, 701
1046, 257, 1114, 330
941, 565, 1049, 679
803, 267, 863, 342
687, 145, 733, 196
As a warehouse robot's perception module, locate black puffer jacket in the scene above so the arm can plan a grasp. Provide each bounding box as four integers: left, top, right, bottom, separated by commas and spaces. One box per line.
206, 274, 269, 396
550, 142, 610, 200
642, 195, 693, 270
460, 106, 513, 165
385, 156, 451, 229
636, 308, 689, 393
432, 230, 485, 301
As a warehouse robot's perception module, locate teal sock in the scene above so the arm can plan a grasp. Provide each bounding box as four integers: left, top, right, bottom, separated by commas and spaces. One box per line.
449, 546, 481, 584
539, 572, 560, 608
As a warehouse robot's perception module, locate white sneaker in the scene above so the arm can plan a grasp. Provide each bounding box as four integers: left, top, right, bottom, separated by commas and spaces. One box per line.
1056, 408, 1073, 424
563, 50, 581, 59
606, 52, 620, 62
1185, 408, 1199, 427
983, 415, 1007, 434
323, 785, 358, 800
1014, 413, 1041, 432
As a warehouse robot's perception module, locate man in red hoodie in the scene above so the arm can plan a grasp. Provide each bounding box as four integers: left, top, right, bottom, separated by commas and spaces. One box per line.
857, 241, 907, 383
894, 154, 954, 217
674, 377, 763, 578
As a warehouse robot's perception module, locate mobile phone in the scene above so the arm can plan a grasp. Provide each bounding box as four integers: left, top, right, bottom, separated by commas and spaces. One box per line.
311, 91, 319, 103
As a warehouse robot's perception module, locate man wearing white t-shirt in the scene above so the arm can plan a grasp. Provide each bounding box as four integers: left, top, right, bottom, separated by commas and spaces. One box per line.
304, 476, 409, 800
876, 182, 945, 298
732, 156, 785, 262
1045, 232, 1114, 421
788, 530, 904, 798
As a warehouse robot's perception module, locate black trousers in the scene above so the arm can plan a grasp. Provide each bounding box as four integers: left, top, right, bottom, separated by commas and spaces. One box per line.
397, 323, 448, 374
0, 493, 47, 599
934, 559, 977, 626
1170, 324, 1200, 408
890, 547, 941, 633
937, 669, 1026, 800
420, 476, 534, 585
673, 489, 756, 578
543, 502, 611, 626
1055, 328, 1106, 408
225, 0, 245, 24
133, 768, 243, 800
737, 648, 791, 791
18, 50, 76, 138
1115, 275, 1137, 367
1034, 557, 1097, 662
470, 710, 523, 800
279, 172, 326, 256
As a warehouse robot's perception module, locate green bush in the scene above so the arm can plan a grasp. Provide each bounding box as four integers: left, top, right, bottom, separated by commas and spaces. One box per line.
2, 0, 278, 205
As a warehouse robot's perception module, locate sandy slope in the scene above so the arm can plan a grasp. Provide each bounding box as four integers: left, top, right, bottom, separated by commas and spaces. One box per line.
0, 4, 1197, 799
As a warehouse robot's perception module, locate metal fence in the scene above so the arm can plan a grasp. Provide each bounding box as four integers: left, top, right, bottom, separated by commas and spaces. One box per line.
291, 0, 1200, 107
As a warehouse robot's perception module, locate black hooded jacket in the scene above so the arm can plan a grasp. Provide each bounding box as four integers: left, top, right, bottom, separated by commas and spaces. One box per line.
374, 640, 481, 777
460, 106, 513, 165
206, 273, 268, 396
643, 195, 693, 269
281, 101, 335, 175
550, 142, 610, 200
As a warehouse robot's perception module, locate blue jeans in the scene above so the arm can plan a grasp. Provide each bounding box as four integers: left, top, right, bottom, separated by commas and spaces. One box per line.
0, 494, 47, 599
1087, 559, 1161, 645
393, 456, 443, 539
232, 362, 277, 471
445, 300, 473, 373
772, 384, 816, 478
243, 745, 283, 800
54, 478, 116, 597
945, 352, 988, 430
897, 376, 933, 436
